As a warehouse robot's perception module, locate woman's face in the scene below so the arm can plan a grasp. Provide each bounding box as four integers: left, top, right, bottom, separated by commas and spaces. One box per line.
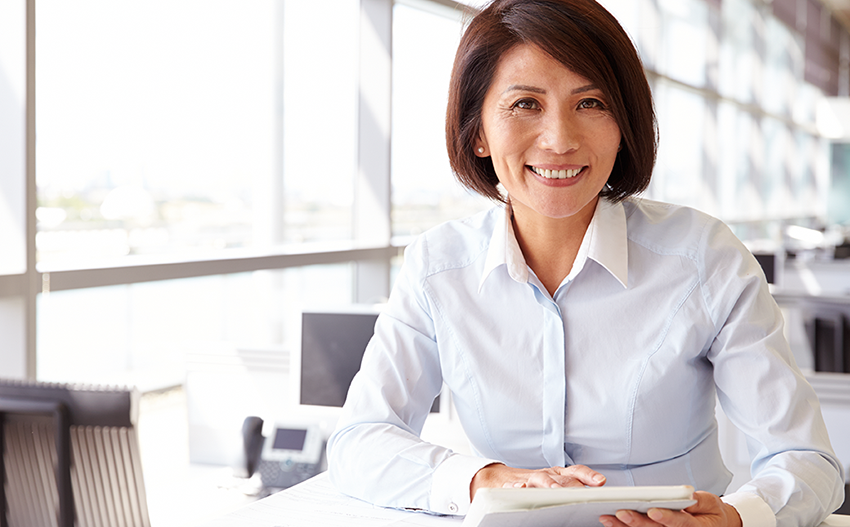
476, 44, 621, 222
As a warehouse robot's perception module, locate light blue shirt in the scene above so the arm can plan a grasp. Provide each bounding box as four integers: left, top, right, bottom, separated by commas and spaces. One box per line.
327, 198, 843, 527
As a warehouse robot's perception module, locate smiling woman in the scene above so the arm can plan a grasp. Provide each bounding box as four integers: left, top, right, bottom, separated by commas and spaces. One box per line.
472, 44, 624, 294
445, 0, 656, 205
327, 1, 844, 527
476, 46, 621, 208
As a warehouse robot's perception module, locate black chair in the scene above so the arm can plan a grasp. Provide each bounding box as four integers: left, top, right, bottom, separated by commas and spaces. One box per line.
0, 380, 150, 527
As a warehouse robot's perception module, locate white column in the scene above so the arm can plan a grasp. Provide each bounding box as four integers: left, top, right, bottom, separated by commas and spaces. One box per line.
0, 0, 31, 379
354, 0, 393, 304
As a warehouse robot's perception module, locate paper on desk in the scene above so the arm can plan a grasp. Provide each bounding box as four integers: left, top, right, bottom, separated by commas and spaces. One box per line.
200, 472, 463, 527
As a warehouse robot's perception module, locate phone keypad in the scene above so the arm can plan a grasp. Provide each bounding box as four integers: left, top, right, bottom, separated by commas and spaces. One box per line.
258, 459, 317, 489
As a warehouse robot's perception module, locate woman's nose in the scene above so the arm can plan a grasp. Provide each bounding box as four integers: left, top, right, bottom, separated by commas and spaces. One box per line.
537, 113, 581, 154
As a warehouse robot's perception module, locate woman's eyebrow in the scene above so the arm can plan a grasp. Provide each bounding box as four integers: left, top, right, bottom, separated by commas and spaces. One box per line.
501, 83, 600, 95
572, 84, 599, 94
503, 84, 546, 95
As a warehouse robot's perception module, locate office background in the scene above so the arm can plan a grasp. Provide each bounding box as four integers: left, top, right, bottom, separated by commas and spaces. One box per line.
2, 0, 850, 525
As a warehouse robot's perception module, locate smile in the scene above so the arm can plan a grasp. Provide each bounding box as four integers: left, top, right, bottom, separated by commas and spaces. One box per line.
529, 166, 583, 179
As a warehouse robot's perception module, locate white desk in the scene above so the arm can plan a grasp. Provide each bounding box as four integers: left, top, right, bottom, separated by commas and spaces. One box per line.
199, 473, 850, 527
199, 472, 460, 527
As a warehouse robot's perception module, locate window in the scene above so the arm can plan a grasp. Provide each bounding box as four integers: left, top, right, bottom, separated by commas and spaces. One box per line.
16, 0, 382, 388
0, 0, 26, 276
391, 1, 490, 239
37, 265, 353, 387
622, 0, 834, 241
2, 0, 843, 390
652, 83, 711, 213
36, 0, 359, 269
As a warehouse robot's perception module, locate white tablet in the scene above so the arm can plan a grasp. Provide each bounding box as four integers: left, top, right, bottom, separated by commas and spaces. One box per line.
463, 485, 697, 527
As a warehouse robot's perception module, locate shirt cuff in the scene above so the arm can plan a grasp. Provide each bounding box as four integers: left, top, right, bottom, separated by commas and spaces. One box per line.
721, 492, 776, 527
430, 454, 499, 515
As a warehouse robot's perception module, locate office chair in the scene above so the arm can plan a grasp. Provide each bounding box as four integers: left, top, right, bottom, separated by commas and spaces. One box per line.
0, 379, 150, 527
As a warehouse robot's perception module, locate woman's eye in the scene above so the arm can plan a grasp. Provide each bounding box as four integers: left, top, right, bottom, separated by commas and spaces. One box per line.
513, 99, 539, 110
578, 98, 605, 110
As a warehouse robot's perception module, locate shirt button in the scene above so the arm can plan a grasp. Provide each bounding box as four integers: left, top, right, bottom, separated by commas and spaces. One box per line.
448, 503, 458, 513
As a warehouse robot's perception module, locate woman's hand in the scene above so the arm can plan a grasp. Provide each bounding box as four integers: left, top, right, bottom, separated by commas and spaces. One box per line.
470, 463, 606, 500
598, 491, 742, 527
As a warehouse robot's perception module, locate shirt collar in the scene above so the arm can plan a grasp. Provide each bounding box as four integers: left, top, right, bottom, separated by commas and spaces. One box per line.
590, 198, 629, 288
478, 199, 629, 293
479, 203, 528, 292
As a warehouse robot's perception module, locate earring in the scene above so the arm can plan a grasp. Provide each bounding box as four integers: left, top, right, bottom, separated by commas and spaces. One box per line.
477, 147, 485, 154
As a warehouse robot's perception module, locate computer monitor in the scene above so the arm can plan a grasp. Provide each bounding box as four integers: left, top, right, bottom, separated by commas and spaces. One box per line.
753, 251, 777, 284
299, 306, 381, 408
298, 306, 440, 412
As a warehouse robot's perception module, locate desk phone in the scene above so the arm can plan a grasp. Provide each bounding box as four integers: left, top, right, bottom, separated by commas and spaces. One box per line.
256, 422, 325, 489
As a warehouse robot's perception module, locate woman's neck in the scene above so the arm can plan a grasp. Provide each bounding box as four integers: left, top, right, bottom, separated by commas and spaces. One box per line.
510, 197, 597, 297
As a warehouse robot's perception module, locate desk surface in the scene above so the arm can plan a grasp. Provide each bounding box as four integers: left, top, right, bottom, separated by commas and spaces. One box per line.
199, 472, 460, 527
199, 473, 850, 527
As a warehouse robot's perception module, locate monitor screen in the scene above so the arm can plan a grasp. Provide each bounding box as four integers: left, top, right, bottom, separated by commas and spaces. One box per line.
299, 310, 379, 407
753, 252, 776, 284
299, 307, 440, 412
272, 428, 308, 451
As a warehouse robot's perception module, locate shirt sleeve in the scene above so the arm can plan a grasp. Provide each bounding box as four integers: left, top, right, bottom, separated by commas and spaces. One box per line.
721, 492, 776, 527
326, 237, 497, 513
701, 220, 845, 527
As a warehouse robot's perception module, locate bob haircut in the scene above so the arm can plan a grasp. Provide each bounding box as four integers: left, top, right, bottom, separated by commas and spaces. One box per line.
446, 0, 657, 203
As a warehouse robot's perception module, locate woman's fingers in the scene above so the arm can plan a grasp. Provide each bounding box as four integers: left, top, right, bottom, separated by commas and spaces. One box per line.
598, 491, 741, 527
560, 464, 607, 486
524, 465, 606, 488
471, 463, 607, 498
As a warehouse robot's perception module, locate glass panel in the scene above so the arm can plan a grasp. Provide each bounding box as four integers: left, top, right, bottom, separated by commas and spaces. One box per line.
653, 83, 711, 213
794, 82, 821, 130
719, 0, 759, 105
635, 0, 662, 71
763, 17, 802, 118
598, 0, 640, 45
762, 117, 791, 217
391, 3, 490, 239
716, 102, 737, 219
829, 144, 850, 225
35, 0, 358, 268
0, 0, 26, 276
659, 0, 707, 87
282, 0, 358, 244
717, 103, 765, 221
737, 111, 764, 221
37, 264, 353, 388
0, 297, 27, 379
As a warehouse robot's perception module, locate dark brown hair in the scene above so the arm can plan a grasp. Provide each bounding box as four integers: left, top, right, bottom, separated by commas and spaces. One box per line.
446, 0, 657, 202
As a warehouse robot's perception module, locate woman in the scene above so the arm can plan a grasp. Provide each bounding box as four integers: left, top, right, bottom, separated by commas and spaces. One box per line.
327, 1, 844, 526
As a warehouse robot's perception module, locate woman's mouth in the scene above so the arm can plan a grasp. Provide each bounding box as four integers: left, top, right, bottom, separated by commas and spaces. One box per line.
529, 166, 584, 179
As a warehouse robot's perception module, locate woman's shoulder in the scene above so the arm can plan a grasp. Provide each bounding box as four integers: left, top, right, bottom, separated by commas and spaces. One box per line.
622, 196, 718, 225
621, 197, 739, 255
403, 204, 502, 274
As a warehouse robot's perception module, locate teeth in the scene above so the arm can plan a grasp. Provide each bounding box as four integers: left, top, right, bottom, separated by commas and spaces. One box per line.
531, 167, 582, 179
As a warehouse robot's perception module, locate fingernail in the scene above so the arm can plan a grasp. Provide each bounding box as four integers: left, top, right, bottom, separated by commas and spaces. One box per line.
600, 519, 613, 527
593, 474, 606, 483
615, 511, 632, 524
648, 509, 663, 521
